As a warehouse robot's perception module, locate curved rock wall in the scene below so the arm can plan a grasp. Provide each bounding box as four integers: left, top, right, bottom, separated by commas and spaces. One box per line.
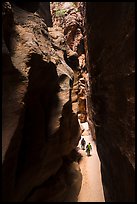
50, 2, 88, 124
2, 2, 81, 202
85, 2, 135, 202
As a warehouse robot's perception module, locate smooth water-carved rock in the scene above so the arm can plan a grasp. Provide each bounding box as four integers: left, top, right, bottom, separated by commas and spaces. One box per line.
2, 2, 81, 202
85, 2, 135, 202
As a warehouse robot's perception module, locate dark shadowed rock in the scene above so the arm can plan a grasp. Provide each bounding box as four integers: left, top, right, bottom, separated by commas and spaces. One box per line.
85, 2, 135, 202
38, 2, 53, 27
2, 2, 81, 202
10, 1, 40, 12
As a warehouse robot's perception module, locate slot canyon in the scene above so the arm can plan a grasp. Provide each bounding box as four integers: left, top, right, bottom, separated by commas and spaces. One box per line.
2, 2, 135, 202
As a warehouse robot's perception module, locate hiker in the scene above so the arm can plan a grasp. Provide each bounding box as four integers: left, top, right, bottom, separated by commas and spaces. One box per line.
86, 142, 92, 156
81, 138, 86, 150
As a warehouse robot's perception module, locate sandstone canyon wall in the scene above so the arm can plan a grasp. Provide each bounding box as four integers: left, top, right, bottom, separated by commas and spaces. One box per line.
85, 2, 135, 202
2, 2, 82, 202
2, 2, 135, 202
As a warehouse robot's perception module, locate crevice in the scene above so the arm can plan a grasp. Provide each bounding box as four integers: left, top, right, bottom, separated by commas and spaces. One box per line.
2, 1, 135, 202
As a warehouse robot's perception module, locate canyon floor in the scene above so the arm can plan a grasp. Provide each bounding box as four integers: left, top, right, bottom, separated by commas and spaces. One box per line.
77, 122, 105, 202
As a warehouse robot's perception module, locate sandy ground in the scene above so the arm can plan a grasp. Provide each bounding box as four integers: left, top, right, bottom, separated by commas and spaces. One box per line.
77, 122, 105, 202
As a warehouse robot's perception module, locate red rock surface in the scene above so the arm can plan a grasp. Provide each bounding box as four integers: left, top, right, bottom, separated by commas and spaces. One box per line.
2, 2, 81, 202
85, 2, 135, 202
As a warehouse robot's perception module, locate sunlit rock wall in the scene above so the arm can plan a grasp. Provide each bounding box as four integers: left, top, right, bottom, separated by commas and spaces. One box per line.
2, 2, 81, 202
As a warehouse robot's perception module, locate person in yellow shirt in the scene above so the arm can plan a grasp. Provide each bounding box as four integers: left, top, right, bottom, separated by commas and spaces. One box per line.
86, 142, 92, 156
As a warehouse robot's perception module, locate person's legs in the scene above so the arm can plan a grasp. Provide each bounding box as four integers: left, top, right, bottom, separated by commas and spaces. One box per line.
87, 150, 89, 156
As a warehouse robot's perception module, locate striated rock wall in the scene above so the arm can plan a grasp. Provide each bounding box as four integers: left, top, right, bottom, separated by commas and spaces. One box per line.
50, 2, 88, 124
85, 2, 135, 202
2, 2, 81, 202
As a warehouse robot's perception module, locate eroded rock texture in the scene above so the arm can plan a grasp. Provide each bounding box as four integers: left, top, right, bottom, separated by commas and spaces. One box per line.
50, 2, 88, 124
2, 2, 81, 202
85, 2, 135, 202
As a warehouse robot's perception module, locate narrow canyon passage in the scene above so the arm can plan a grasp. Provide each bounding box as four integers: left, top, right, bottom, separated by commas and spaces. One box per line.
2, 2, 135, 202
77, 122, 105, 202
